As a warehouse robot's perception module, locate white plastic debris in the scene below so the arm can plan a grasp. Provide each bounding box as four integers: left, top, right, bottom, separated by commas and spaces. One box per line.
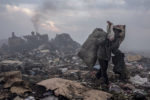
24, 96, 35, 100
59, 68, 68, 73
137, 64, 144, 69
129, 75, 148, 85
41, 96, 58, 100
72, 56, 77, 60
93, 65, 101, 70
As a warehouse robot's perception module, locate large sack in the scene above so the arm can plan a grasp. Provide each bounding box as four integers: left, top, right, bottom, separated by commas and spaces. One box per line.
78, 28, 107, 68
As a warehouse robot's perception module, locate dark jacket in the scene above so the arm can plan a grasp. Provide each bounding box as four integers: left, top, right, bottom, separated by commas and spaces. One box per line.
97, 30, 121, 60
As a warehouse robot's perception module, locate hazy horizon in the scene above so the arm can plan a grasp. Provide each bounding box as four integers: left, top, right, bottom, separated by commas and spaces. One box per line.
0, 0, 150, 52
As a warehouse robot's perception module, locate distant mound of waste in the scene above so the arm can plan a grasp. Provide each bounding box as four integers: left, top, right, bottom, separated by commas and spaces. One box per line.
51, 33, 81, 54
0, 32, 80, 54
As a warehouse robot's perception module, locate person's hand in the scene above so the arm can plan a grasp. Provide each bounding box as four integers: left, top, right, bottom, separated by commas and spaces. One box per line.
107, 21, 113, 25
109, 36, 114, 41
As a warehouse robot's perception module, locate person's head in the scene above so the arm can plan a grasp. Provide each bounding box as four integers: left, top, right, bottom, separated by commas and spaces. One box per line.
113, 28, 122, 38
113, 25, 126, 43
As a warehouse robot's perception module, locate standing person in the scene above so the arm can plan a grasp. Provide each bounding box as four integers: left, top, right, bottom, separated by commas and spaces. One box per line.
96, 21, 127, 85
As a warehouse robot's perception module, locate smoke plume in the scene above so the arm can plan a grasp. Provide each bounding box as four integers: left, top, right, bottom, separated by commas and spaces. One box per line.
31, 0, 71, 32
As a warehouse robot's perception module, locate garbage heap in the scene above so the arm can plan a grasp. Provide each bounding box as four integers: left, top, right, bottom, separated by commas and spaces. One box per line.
0, 32, 150, 100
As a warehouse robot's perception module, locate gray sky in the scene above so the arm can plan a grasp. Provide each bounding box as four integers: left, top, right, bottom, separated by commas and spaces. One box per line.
0, 0, 150, 52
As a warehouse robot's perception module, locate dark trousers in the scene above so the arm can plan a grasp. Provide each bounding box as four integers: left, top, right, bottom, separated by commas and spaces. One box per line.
96, 59, 109, 85
112, 52, 127, 80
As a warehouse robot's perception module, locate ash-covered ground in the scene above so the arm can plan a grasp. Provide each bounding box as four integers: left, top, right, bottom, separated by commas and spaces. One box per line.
0, 32, 150, 100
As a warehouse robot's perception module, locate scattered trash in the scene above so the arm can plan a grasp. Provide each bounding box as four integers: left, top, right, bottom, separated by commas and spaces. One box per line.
127, 54, 142, 62
59, 68, 68, 73
133, 92, 147, 100
0, 32, 150, 99
129, 75, 148, 85
109, 83, 123, 94
14, 96, 24, 100
93, 65, 101, 70
137, 64, 144, 70
24, 96, 35, 100
120, 83, 135, 90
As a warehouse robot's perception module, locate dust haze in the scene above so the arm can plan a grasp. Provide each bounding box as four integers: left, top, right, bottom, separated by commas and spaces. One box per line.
0, 0, 150, 54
